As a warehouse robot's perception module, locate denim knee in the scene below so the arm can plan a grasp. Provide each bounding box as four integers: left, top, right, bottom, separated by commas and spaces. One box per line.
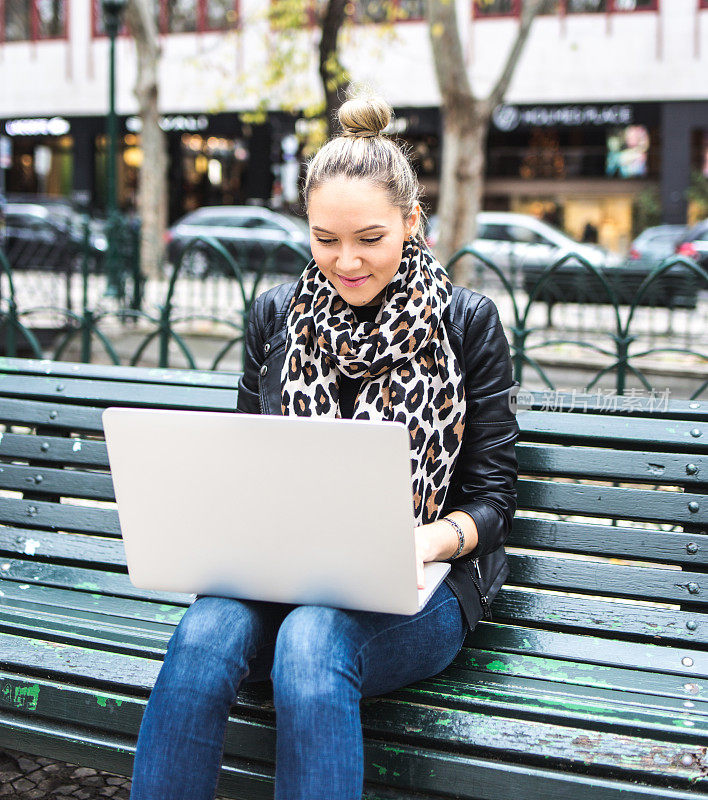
271, 606, 359, 703
165, 596, 254, 685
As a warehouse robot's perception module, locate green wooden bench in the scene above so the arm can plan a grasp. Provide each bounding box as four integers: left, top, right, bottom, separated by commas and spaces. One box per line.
0, 356, 705, 800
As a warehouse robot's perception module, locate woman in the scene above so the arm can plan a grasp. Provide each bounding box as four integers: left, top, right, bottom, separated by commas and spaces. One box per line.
130, 95, 519, 800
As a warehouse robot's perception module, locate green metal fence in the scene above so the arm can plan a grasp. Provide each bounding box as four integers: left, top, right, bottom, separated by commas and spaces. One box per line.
0, 228, 706, 398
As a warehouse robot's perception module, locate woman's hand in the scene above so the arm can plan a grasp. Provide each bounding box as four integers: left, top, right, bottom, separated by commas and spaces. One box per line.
414, 522, 458, 589
414, 513, 479, 589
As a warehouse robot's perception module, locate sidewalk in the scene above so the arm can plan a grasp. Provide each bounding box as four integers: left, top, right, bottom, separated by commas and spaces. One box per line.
0, 747, 231, 799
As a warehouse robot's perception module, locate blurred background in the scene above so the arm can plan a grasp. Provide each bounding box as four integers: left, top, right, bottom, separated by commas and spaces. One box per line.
0, 0, 706, 398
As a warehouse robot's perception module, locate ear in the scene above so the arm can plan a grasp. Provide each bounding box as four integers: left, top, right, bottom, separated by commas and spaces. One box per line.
407, 202, 421, 239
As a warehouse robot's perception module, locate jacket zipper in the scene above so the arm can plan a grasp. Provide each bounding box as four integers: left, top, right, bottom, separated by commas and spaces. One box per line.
468, 558, 493, 621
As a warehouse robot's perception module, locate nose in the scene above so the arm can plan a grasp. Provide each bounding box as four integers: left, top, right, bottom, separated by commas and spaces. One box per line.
337, 244, 363, 274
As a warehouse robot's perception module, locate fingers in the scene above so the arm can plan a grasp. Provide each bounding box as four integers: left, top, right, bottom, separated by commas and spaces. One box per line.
417, 557, 425, 590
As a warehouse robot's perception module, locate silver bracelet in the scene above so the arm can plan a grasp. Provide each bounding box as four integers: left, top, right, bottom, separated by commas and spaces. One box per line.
441, 516, 465, 560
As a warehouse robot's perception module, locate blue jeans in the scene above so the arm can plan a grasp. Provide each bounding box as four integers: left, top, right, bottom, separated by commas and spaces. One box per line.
130, 581, 469, 800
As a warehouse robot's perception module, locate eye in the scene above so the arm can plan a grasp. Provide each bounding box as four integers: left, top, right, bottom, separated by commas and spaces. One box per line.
361, 235, 383, 244
315, 237, 337, 245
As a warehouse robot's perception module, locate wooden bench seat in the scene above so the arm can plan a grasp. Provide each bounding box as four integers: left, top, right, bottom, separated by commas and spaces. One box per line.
0, 357, 705, 799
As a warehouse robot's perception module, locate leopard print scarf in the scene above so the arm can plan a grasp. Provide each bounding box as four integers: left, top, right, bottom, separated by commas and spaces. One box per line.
281, 240, 466, 526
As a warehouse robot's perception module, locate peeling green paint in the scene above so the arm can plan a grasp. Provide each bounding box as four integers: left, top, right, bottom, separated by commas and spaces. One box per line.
371, 763, 387, 776
76, 581, 101, 591
484, 659, 512, 673
96, 693, 124, 708
1, 681, 40, 711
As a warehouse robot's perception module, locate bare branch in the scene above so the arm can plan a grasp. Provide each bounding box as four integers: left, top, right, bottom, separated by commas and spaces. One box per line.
488, 0, 552, 108
426, 0, 474, 111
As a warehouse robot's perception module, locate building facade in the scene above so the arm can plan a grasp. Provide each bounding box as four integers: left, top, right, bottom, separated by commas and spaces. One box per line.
1, 0, 707, 252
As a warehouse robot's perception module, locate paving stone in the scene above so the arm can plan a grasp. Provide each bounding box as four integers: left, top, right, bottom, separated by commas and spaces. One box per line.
17, 756, 43, 773
12, 777, 36, 792
37, 777, 62, 791
51, 784, 81, 794
99, 788, 119, 797
25, 790, 48, 799
72, 790, 94, 799
105, 777, 125, 785
71, 766, 98, 778
0, 785, 14, 797
35, 756, 56, 765
79, 775, 106, 786
0, 769, 22, 782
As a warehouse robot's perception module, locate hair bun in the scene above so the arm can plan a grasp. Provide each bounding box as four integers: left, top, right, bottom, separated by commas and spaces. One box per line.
338, 95, 392, 139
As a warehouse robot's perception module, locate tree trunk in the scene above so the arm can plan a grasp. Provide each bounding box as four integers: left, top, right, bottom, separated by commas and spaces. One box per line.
427, 0, 551, 285
125, 0, 167, 279
318, 0, 351, 137
436, 102, 489, 280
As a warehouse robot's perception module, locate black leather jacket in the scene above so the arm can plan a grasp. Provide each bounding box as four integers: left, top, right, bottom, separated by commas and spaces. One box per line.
236, 277, 520, 631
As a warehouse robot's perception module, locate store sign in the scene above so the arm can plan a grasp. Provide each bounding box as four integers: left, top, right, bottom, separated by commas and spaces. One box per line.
5, 117, 71, 137
493, 104, 634, 132
126, 114, 209, 133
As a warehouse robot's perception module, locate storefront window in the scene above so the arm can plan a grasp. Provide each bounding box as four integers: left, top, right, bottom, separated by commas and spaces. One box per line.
567, 0, 606, 11
473, 0, 519, 16
92, 0, 237, 35
206, 0, 237, 29
3, 0, 67, 41
6, 134, 73, 196
167, 0, 197, 32
37, 0, 65, 37
347, 0, 425, 22
180, 134, 249, 213
474, 0, 658, 15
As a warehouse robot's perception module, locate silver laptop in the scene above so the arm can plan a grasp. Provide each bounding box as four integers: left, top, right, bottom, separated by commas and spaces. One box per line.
102, 407, 450, 615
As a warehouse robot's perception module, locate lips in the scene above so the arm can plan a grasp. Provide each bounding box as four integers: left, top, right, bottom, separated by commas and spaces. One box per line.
339, 275, 370, 287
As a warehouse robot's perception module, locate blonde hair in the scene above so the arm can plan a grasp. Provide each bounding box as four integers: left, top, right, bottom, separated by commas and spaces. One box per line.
303, 95, 427, 243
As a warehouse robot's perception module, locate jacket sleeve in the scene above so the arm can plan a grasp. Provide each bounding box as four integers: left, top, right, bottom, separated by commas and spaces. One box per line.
236, 294, 266, 415
441, 295, 520, 559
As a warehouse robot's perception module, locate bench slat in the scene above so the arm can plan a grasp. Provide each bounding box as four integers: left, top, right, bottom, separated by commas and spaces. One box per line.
493, 587, 708, 646
507, 552, 707, 607
0, 432, 109, 467
518, 411, 708, 453
0, 374, 237, 410
0, 497, 119, 534
0, 557, 191, 604
517, 479, 706, 525
0, 357, 240, 389
0, 463, 114, 501
0, 581, 188, 624
508, 518, 707, 567
0, 527, 125, 567
517, 443, 706, 486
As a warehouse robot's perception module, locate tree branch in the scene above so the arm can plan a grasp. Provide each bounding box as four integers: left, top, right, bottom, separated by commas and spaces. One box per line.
318, 0, 351, 136
426, 0, 474, 110
487, 0, 552, 108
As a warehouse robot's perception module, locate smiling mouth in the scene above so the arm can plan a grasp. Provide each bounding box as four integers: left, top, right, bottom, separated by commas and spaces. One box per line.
339, 275, 370, 286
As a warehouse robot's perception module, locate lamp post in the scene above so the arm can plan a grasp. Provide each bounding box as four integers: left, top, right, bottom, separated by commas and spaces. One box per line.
102, 0, 128, 298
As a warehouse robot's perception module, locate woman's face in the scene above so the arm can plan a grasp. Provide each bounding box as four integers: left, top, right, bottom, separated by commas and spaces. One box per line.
308, 176, 419, 307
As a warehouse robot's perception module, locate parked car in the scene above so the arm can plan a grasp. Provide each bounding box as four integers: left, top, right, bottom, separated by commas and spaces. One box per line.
627, 224, 688, 267
676, 218, 708, 271
2, 203, 108, 272
425, 211, 621, 271
164, 206, 312, 277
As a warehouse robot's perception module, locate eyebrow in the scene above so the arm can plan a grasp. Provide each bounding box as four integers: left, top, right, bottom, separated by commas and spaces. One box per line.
311, 224, 386, 234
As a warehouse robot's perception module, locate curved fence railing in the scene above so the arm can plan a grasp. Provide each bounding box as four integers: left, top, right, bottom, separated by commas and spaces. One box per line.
0, 227, 706, 398
446, 246, 707, 399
